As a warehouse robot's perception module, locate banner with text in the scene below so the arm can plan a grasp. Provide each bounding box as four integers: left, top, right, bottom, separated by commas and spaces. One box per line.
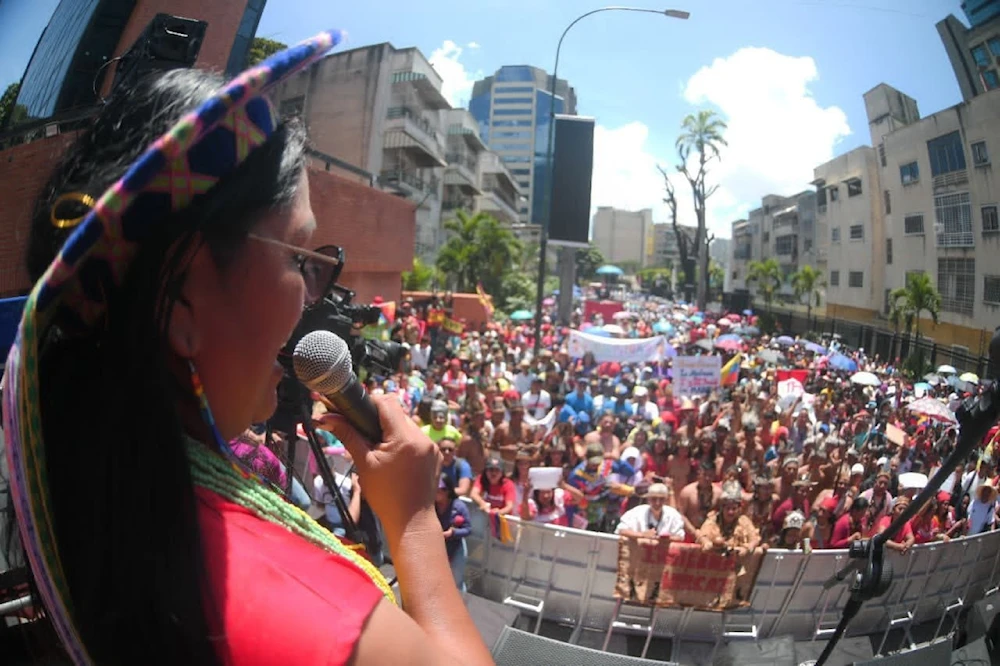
567, 330, 667, 364
673, 356, 722, 396
614, 538, 764, 610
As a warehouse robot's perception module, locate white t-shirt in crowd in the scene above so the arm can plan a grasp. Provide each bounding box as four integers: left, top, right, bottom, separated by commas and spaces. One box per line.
521, 389, 552, 420
410, 344, 431, 370
615, 504, 686, 539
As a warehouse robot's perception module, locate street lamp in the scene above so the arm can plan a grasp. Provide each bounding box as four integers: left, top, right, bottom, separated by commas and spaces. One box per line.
532, 7, 690, 358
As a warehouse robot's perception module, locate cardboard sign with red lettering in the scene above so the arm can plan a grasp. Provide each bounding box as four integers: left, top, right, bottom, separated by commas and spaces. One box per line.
614, 538, 764, 610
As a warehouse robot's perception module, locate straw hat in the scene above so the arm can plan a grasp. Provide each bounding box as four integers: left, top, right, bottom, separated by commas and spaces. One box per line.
646, 483, 670, 499
721, 480, 743, 503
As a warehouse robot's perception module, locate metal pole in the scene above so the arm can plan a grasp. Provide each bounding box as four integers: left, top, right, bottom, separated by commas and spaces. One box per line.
532, 7, 689, 359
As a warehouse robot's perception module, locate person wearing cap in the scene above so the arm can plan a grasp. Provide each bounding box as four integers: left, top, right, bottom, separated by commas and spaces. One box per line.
566, 442, 637, 532
696, 481, 761, 555
967, 481, 999, 535
615, 483, 690, 540
470, 457, 516, 515
830, 496, 870, 548
677, 459, 723, 530
859, 468, 894, 524
420, 400, 462, 444
513, 358, 534, 396
629, 385, 660, 422
775, 510, 806, 550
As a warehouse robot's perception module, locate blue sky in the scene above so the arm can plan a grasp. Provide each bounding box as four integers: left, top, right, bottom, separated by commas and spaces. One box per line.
0, 0, 969, 236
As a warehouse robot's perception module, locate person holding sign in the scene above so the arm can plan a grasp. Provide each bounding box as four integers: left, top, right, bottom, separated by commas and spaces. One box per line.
614, 484, 692, 540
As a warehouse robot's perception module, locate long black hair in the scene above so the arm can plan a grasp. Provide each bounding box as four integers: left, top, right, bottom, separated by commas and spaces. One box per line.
4, 68, 306, 664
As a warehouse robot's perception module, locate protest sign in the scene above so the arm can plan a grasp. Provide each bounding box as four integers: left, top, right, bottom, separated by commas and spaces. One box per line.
673, 356, 722, 396
567, 330, 667, 365
614, 539, 763, 610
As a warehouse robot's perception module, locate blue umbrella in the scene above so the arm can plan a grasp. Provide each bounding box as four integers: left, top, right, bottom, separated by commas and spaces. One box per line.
509, 309, 533, 321
661, 342, 678, 358
742, 309, 753, 316
828, 353, 858, 372
653, 320, 674, 334
595, 264, 624, 276
804, 341, 827, 354
716, 333, 742, 343
775, 335, 795, 346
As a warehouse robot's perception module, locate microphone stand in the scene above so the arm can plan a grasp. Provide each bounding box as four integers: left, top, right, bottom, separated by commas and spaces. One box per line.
815, 329, 1000, 665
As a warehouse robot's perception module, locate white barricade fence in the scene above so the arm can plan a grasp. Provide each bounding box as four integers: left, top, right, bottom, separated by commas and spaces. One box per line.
463, 500, 1000, 644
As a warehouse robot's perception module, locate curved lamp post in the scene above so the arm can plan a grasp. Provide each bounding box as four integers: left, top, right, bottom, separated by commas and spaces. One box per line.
533, 7, 690, 358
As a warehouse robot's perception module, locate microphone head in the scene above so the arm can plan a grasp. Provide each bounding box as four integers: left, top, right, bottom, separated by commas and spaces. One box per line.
293, 330, 354, 395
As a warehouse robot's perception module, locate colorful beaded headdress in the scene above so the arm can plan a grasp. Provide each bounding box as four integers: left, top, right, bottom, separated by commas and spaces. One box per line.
1, 30, 344, 665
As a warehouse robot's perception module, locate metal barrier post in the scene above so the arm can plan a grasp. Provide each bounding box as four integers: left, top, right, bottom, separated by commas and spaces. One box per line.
568, 532, 603, 645
769, 551, 809, 638
875, 551, 917, 655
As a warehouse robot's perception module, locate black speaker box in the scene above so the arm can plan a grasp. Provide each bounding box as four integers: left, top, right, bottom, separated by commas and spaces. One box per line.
111, 13, 207, 94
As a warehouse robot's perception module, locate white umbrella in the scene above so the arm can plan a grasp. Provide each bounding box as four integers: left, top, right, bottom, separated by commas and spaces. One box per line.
850, 371, 880, 387
960, 371, 980, 383
937, 364, 957, 375
602, 323, 625, 336
612, 311, 638, 320
898, 472, 928, 491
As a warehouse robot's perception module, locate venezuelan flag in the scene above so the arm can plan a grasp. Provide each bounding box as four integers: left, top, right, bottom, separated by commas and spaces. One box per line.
721, 352, 742, 386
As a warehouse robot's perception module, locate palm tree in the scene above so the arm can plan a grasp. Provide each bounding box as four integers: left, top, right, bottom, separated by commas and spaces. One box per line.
401, 257, 438, 291
676, 110, 728, 310
889, 272, 941, 344
746, 258, 782, 312
435, 210, 522, 295
791, 265, 826, 322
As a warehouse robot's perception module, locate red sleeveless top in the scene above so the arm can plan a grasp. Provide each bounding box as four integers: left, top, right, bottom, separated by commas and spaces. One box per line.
196, 487, 384, 665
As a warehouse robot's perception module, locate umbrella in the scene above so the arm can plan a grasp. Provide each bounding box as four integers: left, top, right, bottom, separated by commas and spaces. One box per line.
898, 472, 928, 491
694, 339, 714, 352
758, 349, 785, 365
775, 335, 796, 346
602, 324, 625, 336
923, 373, 943, 386
828, 353, 858, 372
742, 309, 753, 316
907, 397, 957, 423
596, 264, 624, 276
726, 313, 742, 322
715, 338, 742, 352
716, 333, 742, 344
542, 297, 555, 306
653, 320, 674, 334
509, 310, 533, 321
960, 372, 980, 383
913, 382, 931, 398
716, 318, 732, 328
850, 371, 880, 387
947, 375, 975, 394
804, 342, 827, 355
613, 311, 638, 320
937, 364, 957, 375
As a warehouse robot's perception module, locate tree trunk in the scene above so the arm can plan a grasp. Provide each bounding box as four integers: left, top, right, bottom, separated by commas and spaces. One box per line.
696, 234, 709, 310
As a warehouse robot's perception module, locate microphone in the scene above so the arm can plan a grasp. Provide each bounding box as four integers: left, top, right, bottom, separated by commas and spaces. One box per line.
293, 330, 383, 445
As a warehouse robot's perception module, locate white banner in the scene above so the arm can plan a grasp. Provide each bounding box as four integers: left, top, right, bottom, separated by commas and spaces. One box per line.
673, 356, 722, 396
567, 330, 667, 365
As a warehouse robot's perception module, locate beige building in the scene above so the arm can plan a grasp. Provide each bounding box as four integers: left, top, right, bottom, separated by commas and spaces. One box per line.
442, 109, 485, 216
817, 82, 1000, 354
591, 207, 654, 269
269, 43, 451, 259
937, 12, 1000, 102
652, 222, 696, 268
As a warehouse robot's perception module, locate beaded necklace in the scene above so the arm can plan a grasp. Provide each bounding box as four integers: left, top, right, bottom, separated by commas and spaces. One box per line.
186, 440, 395, 603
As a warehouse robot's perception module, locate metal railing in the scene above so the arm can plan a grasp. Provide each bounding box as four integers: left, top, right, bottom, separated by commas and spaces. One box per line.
445, 151, 478, 173
380, 168, 438, 195
386, 106, 440, 142
0, 104, 100, 151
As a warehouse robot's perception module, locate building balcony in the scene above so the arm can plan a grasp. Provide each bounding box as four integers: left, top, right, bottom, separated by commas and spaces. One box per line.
384, 106, 447, 168
381, 168, 439, 203
391, 69, 450, 110
476, 189, 520, 224
444, 152, 481, 195
933, 169, 968, 192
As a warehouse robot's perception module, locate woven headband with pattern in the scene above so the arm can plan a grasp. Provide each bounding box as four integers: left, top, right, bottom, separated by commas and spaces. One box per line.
1, 30, 343, 665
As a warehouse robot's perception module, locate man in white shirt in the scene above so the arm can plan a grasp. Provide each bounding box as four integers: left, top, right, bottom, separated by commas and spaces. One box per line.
409, 339, 432, 370
513, 359, 533, 396
521, 376, 552, 420
615, 483, 687, 540
631, 386, 659, 422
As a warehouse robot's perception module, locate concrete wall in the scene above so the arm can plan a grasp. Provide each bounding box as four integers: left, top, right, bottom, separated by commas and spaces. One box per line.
591, 207, 653, 267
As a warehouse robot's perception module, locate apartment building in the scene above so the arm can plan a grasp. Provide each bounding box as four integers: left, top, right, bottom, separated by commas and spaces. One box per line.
591, 207, 654, 268
818, 82, 1000, 353
937, 8, 1000, 102
469, 66, 577, 226
651, 223, 697, 268
269, 43, 450, 259
442, 109, 486, 216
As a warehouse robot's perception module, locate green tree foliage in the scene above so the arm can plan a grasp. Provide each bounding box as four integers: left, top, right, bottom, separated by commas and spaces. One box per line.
435, 210, 523, 309
790, 264, 826, 321
889, 272, 942, 344
574, 244, 605, 281
246, 37, 288, 67
401, 256, 439, 291
708, 261, 725, 299
746, 258, 783, 312
0, 82, 28, 127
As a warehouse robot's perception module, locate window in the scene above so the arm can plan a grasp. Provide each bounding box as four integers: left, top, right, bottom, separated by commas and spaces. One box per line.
496, 86, 534, 93
938, 258, 975, 316
830, 270, 840, 287
927, 131, 967, 176
985, 275, 1000, 305
493, 108, 531, 116
492, 119, 532, 127
805, 239, 813, 252
493, 97, 533, 105
972, 141, 990, 166
762, 231, 770, 243
849, 271, 864, 288
878, 143, 886, 167
509, 167, 530, 175
517, 180, 530, 189
884, 288, 892, 315
972, 44, 990, 67
492, 143, 531, 152
900, 161, 919, 184
502, 155, 530, 163
849, 224, 864, 241
493, 130, 532, 139
775, 235, 795, 255
935, 192, 974, 247
886, 238, 893, 264
829, 185, 839, 201
831, 227, 841, 243
989, 36, 1000, 57
986, 70, 1000, 91
884, 190, 891, 214
847, 178, 863, 197
904, 214, 925, 235
984, 205, 999, 233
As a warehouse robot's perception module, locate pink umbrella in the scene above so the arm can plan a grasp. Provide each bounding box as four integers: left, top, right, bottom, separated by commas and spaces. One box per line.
726, 313, 742, 322
715, 338, 742, 352
542, 297, 555, 306
717, 319, 732, 328
907, 397, 957, 423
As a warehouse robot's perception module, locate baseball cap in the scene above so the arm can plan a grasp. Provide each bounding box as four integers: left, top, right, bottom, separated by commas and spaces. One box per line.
485, 457, 503, 471
851, 463, 865, 475
585, 442, 604, 466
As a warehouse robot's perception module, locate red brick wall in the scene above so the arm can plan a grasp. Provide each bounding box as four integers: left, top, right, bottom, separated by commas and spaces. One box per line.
0, 133, 80, 296
402, 291, 493, 329
100, 0, 248, 96
307, 168, 416, 305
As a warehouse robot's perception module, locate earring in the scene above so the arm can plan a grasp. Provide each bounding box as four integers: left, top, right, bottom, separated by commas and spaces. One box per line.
187, 359, 228, 454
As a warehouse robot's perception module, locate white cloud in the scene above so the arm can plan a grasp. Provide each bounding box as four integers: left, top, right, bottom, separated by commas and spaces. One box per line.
466, 41, 480, 49
428, 40, 480, 108
590, 47, 851, 238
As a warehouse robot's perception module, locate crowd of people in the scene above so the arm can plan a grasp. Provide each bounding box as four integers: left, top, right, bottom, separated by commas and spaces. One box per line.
238, 291, 998, 588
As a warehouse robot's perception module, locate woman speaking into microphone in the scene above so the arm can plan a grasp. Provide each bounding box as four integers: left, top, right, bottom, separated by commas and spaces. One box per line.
2, 32, 492, 665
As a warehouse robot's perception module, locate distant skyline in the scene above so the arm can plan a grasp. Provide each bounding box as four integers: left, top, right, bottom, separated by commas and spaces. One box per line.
0, 0, 972, 238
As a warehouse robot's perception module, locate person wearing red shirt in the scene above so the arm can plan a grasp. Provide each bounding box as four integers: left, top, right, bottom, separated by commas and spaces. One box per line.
471, 457, 517, 514
772, 474, 814, 537
830, 496, 870, 548
874, 496, 916, 553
